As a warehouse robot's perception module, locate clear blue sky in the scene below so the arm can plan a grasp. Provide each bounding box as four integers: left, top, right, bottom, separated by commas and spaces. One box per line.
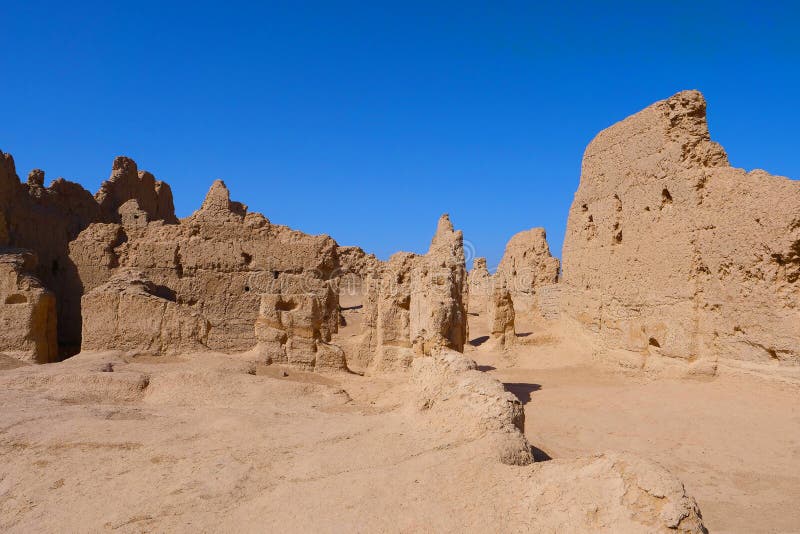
2, 1, 798, 268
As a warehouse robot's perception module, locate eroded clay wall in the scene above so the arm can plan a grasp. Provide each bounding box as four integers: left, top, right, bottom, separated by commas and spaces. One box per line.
561, 90, 800, 372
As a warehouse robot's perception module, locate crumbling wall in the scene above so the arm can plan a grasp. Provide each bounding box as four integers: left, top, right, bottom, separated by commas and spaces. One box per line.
336, 245, 381, 308
409, 214, 469, 354
0, 152, 178, 356
561, 90, 800, 372
81, 270, 210, 355
1, 151, 346, 363
336, 246, 381, 279
467, 257, 491, 314
94, 157, 178, 224
360, 215, 468, 374
495, 228, 560, 315
69, 223, 126, 295
254, 290, 346, 371
1, 153, 102, 353
0, 251, 57, 363
105, 180, 342, 352
410, 348, 531, 465
536, 284, 562, 320
488, 280, 515, 349
365, 252, 417, 372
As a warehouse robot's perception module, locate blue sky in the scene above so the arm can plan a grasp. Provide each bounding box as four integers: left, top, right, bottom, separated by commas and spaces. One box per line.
2, 1, 798, 268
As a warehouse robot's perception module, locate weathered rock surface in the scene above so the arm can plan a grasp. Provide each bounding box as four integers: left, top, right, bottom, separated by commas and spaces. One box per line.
496, 228, 560, 314
562, 90, 800, 372
360, 215, 468, 374
488, 280, 515, 348
1, 152, 101, 353
410, 214, 469, 354
95, 157, 179, 224
95, 180, 342, 353
0, 250, 57, 363
1, 151, 349, 363
68, 223, 127, 294
0, 151, 176, 356
467, 257, 491, 314
81, 270, 210, 355
529, 452, 706, 533
411, 348, 531, 465
254, 287, 346, 372
336, 245, 381, 279
357, 252, 415, 372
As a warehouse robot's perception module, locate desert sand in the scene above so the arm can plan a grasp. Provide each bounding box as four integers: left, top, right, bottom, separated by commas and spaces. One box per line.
0, 320, 705, 533
467, 312, 800, 534
1, 308, 797, 532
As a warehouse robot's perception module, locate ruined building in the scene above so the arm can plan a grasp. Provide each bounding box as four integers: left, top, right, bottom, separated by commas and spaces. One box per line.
467, 257, 491, 314
495, 228, 560, 315
356, 215, 469, 373
561, 90, 800, 372
488, 279, 516, 349
0, 250, 57, 363
1, 151, 472, 375
3, 90, 798, 379
0, 153, 345, 363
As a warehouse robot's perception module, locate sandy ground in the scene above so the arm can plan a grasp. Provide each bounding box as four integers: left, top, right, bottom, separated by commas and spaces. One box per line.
0, 348, 702, 533
1, 301, 796, 532
467, 312, 800, 534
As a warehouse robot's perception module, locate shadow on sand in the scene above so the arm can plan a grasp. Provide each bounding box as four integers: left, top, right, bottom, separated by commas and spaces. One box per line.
503, 382, 542, 404
469, 335, 490, 347
530, 445, 552, 462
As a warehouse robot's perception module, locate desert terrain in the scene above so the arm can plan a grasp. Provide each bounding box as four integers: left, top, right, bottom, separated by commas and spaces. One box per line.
1, 306, 797, 533
0, 318, 706, 534
465, 312, 800, 534
2, 90, 799, 532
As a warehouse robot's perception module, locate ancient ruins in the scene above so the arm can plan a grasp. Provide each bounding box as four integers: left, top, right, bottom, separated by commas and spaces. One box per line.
496, 227, 560, 313
561, 90, 800, 374
2, 90, 799, 532
354, 214, 469, 374
488, 279, 516, 349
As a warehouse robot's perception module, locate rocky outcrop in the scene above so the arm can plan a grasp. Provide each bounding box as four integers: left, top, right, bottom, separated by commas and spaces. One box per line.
360, 215, 469, 374
496, 228, 560, 314
81, 270, 210, 355
562, 90, 800, 373
0, 251, 57, 363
